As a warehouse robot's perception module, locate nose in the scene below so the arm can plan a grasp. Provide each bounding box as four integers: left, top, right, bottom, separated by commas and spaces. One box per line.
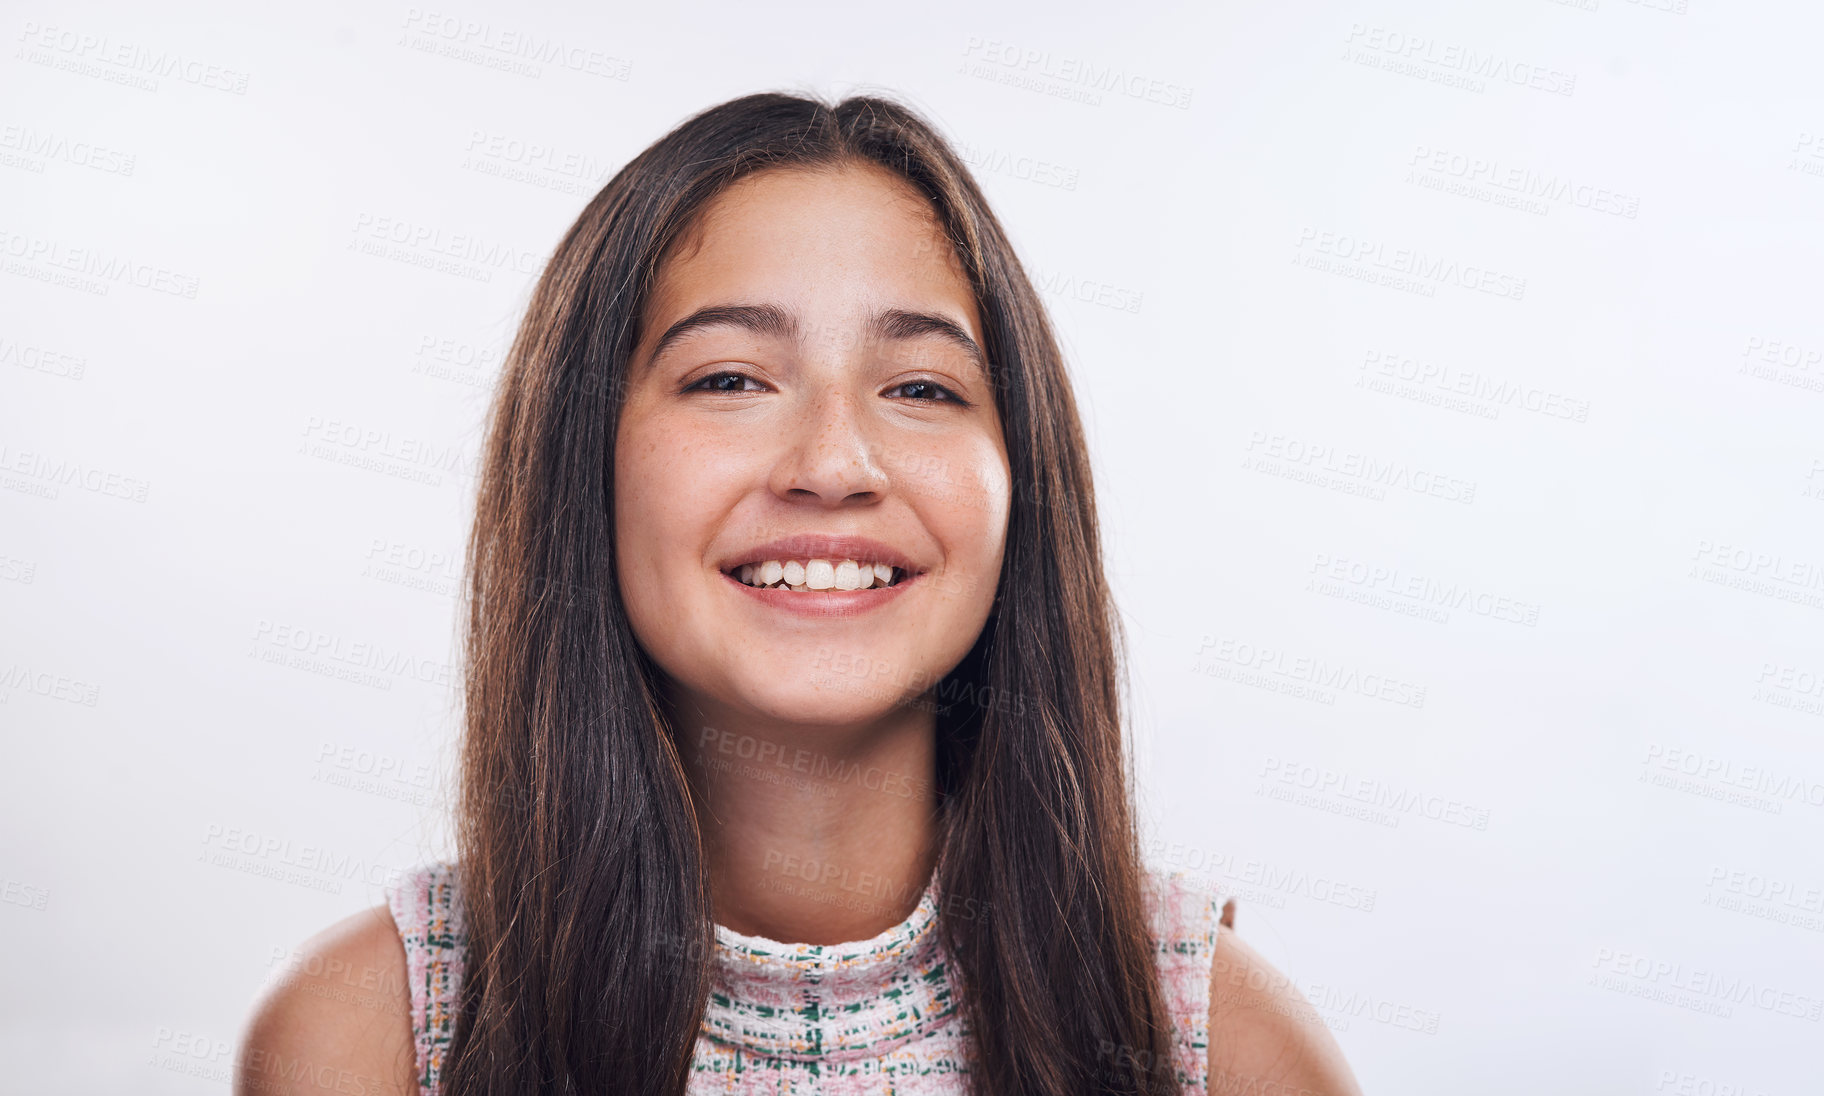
768, 385, 890, 506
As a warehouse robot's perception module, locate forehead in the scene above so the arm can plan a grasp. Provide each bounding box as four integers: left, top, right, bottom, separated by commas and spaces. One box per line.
643, 163, 978, 340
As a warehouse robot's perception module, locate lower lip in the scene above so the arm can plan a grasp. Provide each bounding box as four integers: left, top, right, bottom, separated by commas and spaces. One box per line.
722, 570, 917, 617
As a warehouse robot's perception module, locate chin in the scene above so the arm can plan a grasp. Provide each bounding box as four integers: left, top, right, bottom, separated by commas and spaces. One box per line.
724, 667, 923, 730
764, 681, 911, 728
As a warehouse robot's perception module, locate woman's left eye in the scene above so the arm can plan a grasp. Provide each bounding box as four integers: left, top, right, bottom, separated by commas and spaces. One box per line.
687, 371, 765, 393
885, 380, 963, 403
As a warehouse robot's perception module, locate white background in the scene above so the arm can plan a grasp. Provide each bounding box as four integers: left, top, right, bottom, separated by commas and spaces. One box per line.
3, 0, 1822, 1092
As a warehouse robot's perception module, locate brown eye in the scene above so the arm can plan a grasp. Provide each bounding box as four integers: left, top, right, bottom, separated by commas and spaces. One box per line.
885, 380, 962, 403
687, 371, 765, 393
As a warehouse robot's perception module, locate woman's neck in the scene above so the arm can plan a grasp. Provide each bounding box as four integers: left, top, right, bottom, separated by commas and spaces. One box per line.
671, 691, 943, 945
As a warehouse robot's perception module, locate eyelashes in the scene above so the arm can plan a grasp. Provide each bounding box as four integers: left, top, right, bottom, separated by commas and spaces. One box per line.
687, 371, 767, 394
685, 370, 969, 406
883, 380, 967, 404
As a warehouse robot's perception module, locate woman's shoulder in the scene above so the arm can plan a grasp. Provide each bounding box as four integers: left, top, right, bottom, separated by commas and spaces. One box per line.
1165, 867, 1364, 1096
232, 861, 461, 1096
1135, 865, 1359, 1094
231, 898, 419, 1095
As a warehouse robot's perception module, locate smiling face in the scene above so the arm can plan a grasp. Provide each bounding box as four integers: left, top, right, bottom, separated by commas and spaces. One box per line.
613, 161, 1012, 734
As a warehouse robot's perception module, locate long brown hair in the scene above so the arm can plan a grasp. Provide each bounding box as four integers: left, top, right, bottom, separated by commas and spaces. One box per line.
449, 91, 1176, 1096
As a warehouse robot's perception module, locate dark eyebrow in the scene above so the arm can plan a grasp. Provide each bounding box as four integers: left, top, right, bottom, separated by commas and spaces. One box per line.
869, 308, 988, 380
646, 303, 798, 368
644, 303, 988, 381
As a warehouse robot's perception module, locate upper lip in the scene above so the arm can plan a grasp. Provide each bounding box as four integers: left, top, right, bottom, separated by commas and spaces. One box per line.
720, 534, 925, 576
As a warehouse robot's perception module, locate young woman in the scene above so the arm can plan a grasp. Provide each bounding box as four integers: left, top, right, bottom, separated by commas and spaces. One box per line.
235, 92, 1363, 1096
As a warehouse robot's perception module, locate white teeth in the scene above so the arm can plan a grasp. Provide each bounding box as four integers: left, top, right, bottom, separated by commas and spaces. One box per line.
731, 557, 906, 591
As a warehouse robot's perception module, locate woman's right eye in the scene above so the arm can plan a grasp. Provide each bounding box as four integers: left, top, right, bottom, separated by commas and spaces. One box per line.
685, 370, 766, 393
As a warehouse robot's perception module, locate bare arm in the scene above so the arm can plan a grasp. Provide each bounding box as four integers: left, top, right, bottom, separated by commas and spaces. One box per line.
1207, 918, 1364, 1096
233, 904, 419, 1096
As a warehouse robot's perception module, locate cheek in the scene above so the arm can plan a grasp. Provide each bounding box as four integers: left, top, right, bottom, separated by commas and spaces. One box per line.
908, 436, 1011, 596
613, 428, 660, 583
613, 415, 704, 614
614, 411, 748, 595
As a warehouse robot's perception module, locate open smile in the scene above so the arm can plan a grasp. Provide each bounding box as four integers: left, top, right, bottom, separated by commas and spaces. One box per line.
716, 534, 927, 616
720, 565, 917, 617
725, 557, 908, 591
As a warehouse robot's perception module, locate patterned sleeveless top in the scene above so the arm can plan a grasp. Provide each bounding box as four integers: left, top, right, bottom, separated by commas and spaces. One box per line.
386, 863, 1228, 1095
